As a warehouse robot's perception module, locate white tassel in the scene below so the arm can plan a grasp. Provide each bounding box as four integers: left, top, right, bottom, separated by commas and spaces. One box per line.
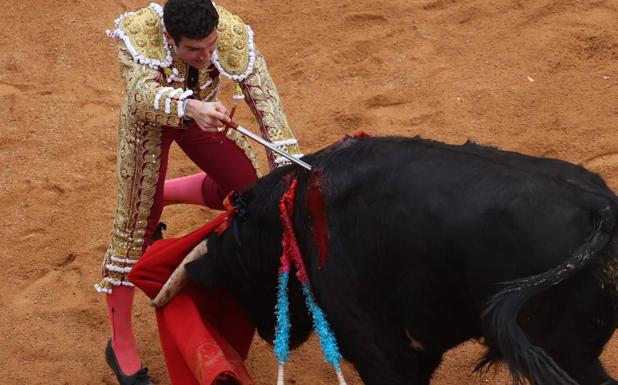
199, 78, 213, 90
94, 284, 112, 294
102, 277, 135, 287
177, 99, 185, 118
154, 87, 173, 110
105, 264, 132, 274
276, 363, 285, 385
274, 154, 305, 165
110, 256, 138, 264
177, 90, 194, 117
336, 370, 348, 385
179, 89, 194, 99
203, 83, 221, 102
272, 139, 298, 147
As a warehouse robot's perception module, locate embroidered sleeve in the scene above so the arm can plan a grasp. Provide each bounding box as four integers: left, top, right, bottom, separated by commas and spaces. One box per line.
238, 49, 303, 169
117, 42, 193, 127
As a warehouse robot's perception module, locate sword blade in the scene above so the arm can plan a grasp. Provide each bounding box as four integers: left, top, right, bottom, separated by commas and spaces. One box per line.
228, 122, 312, 171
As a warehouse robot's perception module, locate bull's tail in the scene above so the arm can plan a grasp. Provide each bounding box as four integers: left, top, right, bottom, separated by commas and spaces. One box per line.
478, 205, 614, 385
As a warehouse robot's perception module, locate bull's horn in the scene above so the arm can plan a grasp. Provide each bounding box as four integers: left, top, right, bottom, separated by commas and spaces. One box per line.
149, 240, 208, 307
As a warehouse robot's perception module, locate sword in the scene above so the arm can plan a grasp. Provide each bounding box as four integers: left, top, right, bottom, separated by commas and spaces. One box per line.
224, 118, 312, 171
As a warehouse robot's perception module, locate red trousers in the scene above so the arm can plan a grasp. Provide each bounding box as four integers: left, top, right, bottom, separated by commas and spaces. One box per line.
143, 124, 258, 246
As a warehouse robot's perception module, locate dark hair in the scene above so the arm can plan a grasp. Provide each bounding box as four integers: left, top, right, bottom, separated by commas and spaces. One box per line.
163, 0, 219, 44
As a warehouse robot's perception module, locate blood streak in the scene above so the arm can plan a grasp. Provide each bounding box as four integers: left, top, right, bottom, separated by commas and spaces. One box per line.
307, 170, 329, 269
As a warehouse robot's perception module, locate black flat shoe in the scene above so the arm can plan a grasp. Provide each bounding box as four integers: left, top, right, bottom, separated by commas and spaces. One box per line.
215, 373, 241, 385
151, 222, 167, 244
105, 339, 153, 385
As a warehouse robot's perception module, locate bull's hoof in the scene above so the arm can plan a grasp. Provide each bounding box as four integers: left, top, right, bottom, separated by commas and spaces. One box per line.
105, 339, 153, 385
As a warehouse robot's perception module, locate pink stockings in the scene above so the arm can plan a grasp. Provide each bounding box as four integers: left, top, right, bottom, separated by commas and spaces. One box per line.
106, 171, 215, 375
163, 173, 208, 206
107, 286, 142, 375
106, 124, 259, 376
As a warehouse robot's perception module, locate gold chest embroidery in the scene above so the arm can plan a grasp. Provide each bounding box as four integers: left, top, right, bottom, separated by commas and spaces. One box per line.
162, 58, 220, 102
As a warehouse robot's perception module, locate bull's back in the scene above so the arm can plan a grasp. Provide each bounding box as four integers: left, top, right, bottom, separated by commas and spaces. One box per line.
297, 136, 616, 321
306, 136, 614, 265
248, 135, 617, 311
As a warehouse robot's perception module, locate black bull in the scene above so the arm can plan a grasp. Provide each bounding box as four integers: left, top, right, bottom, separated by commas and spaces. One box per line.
187, 135, 618, 385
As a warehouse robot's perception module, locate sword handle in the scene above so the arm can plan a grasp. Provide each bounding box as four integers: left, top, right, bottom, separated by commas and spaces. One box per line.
226, 119, 239, 130
225, 120, 312, 171
216, 105, 237, 135
228, 104, 237, 120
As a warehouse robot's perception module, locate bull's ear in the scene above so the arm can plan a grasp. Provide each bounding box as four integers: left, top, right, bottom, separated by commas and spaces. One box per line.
185, 254, 224, 287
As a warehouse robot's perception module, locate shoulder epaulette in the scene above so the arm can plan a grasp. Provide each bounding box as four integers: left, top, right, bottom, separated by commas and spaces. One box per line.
212, 5, 256, 81
107, 3, 172, 69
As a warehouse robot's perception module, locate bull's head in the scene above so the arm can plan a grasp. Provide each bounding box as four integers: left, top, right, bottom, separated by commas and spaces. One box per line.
186, 189, 313, 348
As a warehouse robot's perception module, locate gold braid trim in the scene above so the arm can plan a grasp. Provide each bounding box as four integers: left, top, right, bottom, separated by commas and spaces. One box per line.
240, 50, 302, 169
225, 129, 262, 178
212, 5, 255, 81
96, 110, 163, 294
118, 42, 190, 128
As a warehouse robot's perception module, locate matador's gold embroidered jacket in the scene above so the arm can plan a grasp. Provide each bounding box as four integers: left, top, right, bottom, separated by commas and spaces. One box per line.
96, 2, 302, 293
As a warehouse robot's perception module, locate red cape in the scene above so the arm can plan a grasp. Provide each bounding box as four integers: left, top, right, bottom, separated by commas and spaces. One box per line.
128, 212, 255, 385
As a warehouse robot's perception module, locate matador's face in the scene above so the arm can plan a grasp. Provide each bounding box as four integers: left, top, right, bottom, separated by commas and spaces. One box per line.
166, 30, 218, 69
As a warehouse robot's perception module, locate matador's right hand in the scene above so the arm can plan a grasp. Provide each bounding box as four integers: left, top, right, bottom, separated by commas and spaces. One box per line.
184, 100, 231, 133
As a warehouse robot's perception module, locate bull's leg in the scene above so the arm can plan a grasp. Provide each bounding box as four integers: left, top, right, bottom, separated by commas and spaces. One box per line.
570, 360, 617, 385
319, 308, 441, 385
339, 329, 435, 385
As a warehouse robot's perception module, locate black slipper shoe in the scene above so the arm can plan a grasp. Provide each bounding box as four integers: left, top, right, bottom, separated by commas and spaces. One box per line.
105, 339, 153, 385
